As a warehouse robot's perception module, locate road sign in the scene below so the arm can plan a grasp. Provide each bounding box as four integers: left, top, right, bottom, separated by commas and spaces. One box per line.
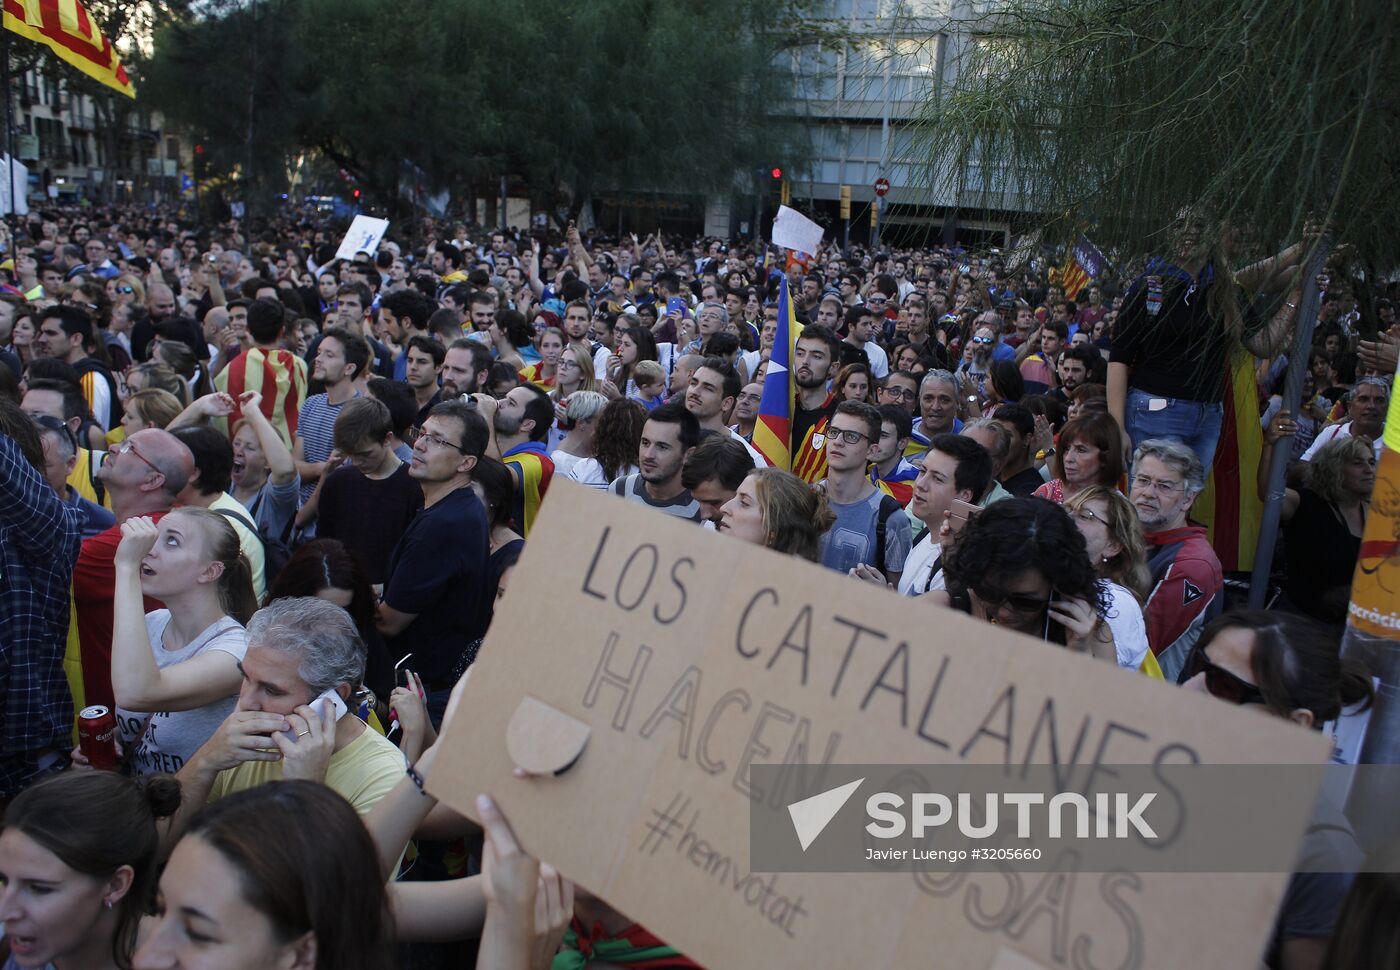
874, 177, 890, 197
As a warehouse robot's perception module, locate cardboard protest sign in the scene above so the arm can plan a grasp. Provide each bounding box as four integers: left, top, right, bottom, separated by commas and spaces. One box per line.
429, 483, 1332, 970
771, 204, 823, 258
334, 214, 390, 261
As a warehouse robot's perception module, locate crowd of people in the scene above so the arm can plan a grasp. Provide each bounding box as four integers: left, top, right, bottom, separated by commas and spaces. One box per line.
0, 202, 1397, 969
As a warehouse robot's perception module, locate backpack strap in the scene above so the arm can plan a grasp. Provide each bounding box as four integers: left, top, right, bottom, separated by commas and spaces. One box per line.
873, 493, 901, 575
214, 504, 259, 536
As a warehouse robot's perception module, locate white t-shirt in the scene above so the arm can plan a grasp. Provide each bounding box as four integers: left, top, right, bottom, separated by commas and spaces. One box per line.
898, 531, 943, 596
740, 349, 762, 382
1100, 581, 1149, 670
1300, 421, 1383, 463
568, 458, 638, 490
863, 341, 890, 379
551, 448, 587, 480
593, 344, 612, 381
116, 610, 248, 775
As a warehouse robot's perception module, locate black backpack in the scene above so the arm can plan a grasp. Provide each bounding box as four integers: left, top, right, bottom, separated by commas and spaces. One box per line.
215, 504, 294, 585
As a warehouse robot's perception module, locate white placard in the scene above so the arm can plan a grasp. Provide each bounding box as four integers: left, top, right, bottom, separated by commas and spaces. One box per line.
771, 204, 823, 257
335, 215, 391, 260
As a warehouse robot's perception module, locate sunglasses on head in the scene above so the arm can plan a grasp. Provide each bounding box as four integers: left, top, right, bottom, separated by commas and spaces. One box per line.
1181, 642, 1265, 705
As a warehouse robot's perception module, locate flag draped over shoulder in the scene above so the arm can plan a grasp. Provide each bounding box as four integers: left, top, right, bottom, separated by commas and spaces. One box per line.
753, 275, 798, 470
1057, 233, 1106, 300
3, 0, 134, 98
1193, 348, 1264, 572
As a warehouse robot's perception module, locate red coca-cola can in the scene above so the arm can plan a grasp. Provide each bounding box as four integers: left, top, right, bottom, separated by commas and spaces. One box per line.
78, 705, 119, 770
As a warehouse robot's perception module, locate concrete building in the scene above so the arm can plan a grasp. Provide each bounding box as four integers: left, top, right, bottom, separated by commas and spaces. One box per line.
702, 0, 1018, 248
7, 70, 187, 205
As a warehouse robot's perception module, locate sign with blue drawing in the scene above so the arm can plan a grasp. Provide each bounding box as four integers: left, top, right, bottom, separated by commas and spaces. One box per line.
334, 214, 391, 260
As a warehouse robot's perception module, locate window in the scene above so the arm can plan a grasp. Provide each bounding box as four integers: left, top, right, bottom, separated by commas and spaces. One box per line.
794, 44, 840, 100
843, 42, 888, 101
889, 37, 936, 100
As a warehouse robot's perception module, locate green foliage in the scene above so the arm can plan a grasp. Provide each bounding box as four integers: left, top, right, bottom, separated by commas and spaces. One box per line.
141, 0, 813, 218
916, 0, 1400, 265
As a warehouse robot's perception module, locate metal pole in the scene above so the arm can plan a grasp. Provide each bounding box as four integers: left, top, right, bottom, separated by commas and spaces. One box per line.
2, 29, 16, 220
1248, 240, 1331, 607
499, 174, 508, 230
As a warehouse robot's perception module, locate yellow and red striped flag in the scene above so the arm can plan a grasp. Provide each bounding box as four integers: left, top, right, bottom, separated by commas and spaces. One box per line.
4, 0, 134, 98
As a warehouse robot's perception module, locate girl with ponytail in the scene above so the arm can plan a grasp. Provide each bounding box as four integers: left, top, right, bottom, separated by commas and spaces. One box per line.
0, 770, 181, 969
101, 508, 254, 775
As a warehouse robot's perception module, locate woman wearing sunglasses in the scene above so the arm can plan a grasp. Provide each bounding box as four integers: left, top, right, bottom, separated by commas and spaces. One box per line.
934, 496, 1115, 656
1179, 609, 1372, 970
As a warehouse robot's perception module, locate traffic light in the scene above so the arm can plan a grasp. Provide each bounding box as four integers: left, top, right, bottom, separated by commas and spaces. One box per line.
352, 189, 361, 200
770, 166, 783, 180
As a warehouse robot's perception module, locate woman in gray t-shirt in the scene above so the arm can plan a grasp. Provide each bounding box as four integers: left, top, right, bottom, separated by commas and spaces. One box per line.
105, 508, 258, 774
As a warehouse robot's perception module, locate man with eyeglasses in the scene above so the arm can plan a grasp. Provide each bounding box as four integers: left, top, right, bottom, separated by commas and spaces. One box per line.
1129, 438, 1222, 682
377, 400, 491, 725
817, 401, 911, 587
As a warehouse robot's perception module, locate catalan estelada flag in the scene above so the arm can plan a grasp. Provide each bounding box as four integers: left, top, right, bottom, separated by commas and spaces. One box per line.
1056, 233, 1105, 301
753, 275, 798, 470
4, 0, 134, 98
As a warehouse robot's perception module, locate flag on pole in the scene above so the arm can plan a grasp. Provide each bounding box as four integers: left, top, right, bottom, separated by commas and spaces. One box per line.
3, 0, 135, 98
1057, 233, 1105, 300
752, 275, 798, 471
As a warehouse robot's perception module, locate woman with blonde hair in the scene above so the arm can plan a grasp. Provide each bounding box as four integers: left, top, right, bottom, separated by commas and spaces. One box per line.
718, 467, 835, 562
119, 387, 183, 438
1064, 485, 1157, 675
124, 360, 189, 406
105, 273, 145, 309
551, 341, 598, 401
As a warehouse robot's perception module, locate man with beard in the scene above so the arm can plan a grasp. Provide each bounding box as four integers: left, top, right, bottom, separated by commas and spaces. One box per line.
440, 338, 492, 399
1052, 344, 1098, 405
473, 383, 554, 537
608, 401, 703, 521
790, 325, 841, 484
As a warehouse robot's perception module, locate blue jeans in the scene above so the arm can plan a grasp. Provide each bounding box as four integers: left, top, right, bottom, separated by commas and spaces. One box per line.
1124, 388, 1224, 471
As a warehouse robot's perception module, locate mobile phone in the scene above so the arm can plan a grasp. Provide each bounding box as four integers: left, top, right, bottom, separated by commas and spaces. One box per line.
946, 495, 980, 534
280, 688, 348, 742
666, 296, 686, 316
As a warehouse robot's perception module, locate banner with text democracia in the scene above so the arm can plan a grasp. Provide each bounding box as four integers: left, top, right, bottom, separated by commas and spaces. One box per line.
430, 482, 1332, 970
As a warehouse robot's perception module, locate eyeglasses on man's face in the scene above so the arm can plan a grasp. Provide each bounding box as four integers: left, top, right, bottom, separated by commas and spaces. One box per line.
824, 426, 871, 445
406, 426, 466, 454
1130, 474, 1185, 495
